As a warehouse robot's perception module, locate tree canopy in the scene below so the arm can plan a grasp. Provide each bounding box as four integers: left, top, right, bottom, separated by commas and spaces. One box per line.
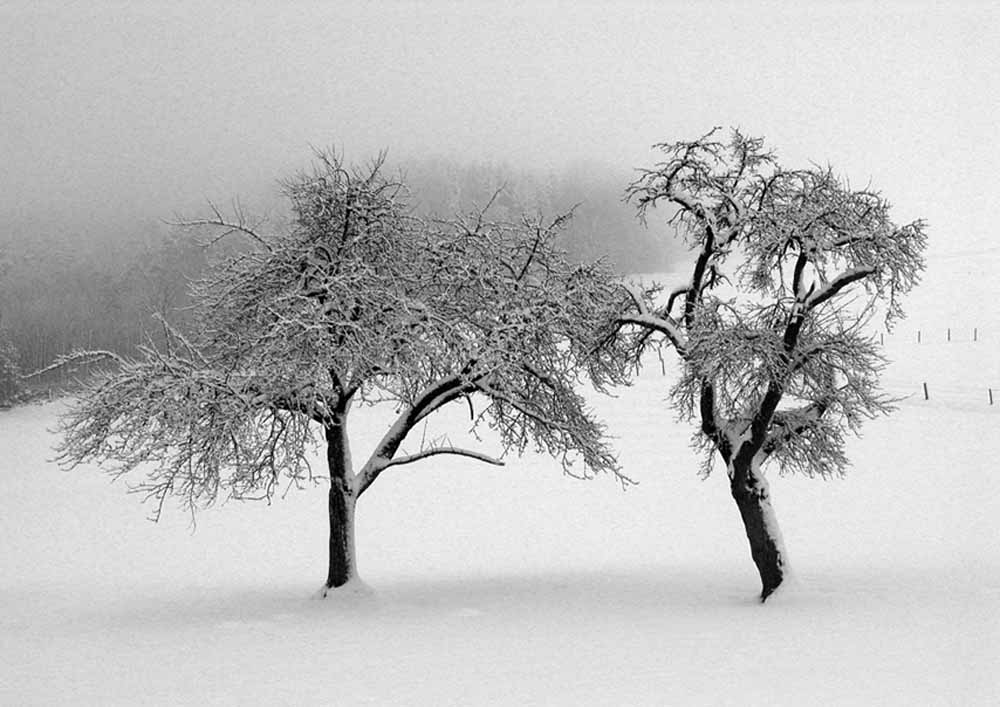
612, 128, 927, 598
57, 152, 634, 589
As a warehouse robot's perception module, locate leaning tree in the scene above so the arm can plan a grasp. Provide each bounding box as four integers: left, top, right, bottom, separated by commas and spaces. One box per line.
57, 152, 634, 594
609, 129, 926, 600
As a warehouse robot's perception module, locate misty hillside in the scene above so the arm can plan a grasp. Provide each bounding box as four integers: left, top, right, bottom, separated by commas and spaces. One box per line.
0, 157, 680, 391
397, 156, 679, 270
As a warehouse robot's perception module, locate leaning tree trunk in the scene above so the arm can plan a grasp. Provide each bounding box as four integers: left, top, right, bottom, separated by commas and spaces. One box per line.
323, 415, 359, 593
728, 453, 787, 601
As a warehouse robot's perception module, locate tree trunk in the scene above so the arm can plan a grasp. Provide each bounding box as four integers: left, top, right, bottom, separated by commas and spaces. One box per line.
728, 455, 787, 602
325, 478, 358, 589
324, 415, 359, 592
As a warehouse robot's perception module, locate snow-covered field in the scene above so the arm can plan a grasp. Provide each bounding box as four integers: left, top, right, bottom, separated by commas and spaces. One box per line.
2, 262, 999, 706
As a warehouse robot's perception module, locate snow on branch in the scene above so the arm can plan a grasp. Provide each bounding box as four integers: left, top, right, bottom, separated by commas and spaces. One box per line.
55, 341, 320, 518
805, 266, 877, 311
613, 128, 926, 480
60, 150, 639, 519
613, 281, 688, 355
616, 313, 687, 355
172, 199, 274, 252
620, 281, 649, 315
379, 446, 504, 471
21, 349, 124, 380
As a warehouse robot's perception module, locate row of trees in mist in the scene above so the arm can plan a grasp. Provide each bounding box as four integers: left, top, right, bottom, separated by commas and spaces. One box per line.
400, 156, 675, 268
52, 130, 926, 602
0, 220, 209, 398
0, 157, 679, 399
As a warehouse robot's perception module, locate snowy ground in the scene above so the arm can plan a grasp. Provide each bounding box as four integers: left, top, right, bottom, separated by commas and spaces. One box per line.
2, 265, 999, 705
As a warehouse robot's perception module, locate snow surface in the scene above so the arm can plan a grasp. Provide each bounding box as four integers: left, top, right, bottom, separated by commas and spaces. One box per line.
2, 265, 999, 705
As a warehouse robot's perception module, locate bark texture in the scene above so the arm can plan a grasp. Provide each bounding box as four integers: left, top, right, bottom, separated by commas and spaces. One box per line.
326, 479, 357, 589
324, 417, 358, 591
729, 457, 785, 601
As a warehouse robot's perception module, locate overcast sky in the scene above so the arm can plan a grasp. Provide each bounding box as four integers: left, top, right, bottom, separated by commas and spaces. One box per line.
2, 0, 997, 257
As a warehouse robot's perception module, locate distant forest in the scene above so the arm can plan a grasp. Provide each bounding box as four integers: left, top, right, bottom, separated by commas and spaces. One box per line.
0, 157, 680, 395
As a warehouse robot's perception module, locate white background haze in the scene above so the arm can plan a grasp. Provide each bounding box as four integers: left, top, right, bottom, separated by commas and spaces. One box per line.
2, 1, 997, 263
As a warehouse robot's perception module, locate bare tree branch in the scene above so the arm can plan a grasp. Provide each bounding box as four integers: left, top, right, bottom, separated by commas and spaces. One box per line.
805, 266, 877, 311
379, 446, 505, 471
172, 199, 274, 252
21, 349, 123, 380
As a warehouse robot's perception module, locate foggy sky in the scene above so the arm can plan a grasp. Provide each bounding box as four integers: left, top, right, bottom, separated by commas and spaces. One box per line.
2, 1, 997, 257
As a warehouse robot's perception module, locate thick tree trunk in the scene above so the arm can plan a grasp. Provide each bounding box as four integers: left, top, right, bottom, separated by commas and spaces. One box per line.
323, 415, 359, 592
325, 478, 358, 589
728, 456, 787, 602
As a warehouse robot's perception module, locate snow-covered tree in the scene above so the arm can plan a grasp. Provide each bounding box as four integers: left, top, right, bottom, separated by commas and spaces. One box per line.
609, 129, 927, 600
57, 152, 634, 594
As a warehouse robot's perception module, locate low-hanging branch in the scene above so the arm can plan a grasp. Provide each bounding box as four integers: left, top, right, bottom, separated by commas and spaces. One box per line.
378, 446, 505, 471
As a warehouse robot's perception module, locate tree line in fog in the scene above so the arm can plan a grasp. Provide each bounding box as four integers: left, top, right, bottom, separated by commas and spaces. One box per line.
0, 157, 679, 398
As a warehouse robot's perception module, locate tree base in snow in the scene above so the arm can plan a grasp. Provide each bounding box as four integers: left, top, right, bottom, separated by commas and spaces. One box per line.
758, 569, 799, 604
313, 578, 376, 600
